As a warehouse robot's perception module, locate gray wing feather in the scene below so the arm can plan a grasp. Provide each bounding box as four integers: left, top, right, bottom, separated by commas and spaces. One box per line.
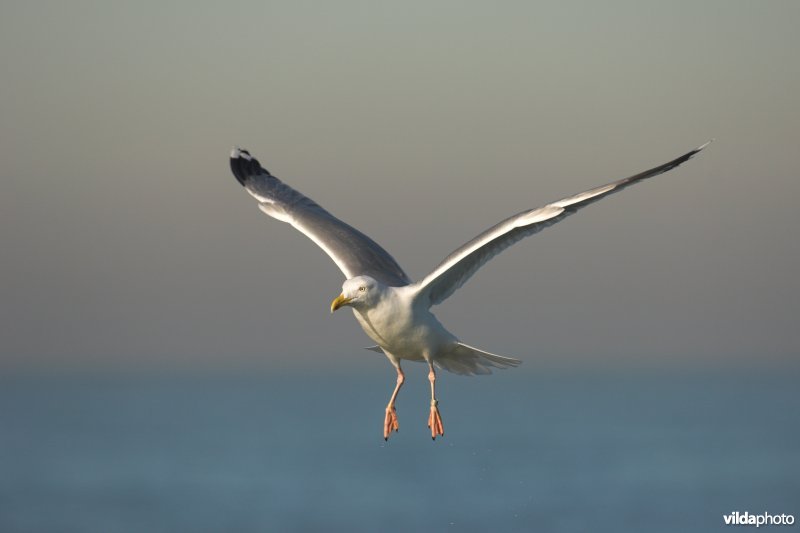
413, 142, 711, 306
230, 148, 411, 286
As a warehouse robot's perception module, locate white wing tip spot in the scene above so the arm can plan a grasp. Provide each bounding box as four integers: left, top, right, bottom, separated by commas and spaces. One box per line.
697, 139, 714, 151
230, 146, 252, 160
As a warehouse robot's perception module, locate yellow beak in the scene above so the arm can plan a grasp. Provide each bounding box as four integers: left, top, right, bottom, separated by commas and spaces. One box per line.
330, 293, 353, 313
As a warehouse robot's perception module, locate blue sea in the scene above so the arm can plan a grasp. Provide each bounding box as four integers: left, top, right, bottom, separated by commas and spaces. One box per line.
1, 365, 798, 532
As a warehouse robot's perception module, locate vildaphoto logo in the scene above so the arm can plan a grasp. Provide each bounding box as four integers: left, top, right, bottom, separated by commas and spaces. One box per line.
723, 511, 795, 527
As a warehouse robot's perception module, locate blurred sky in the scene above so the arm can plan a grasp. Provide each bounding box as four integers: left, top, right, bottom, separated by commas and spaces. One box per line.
1, 0, 798, 371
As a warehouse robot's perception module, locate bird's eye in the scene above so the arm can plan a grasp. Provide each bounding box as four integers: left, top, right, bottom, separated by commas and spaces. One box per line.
359, 286, 366, 292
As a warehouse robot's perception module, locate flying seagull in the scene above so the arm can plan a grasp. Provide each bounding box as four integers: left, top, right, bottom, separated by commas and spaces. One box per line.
230, 141, 710, 440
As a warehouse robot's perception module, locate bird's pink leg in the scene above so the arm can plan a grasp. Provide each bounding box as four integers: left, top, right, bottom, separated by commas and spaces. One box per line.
427, 364, 444, 440
384, 367, 404, 441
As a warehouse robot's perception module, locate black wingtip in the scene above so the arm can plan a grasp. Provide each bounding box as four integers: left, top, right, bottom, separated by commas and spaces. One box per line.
646, 140, 713, 179
230, 146, 271, 186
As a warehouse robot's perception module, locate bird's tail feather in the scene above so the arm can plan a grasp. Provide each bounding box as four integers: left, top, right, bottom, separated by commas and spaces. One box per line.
435, 342, 521, 376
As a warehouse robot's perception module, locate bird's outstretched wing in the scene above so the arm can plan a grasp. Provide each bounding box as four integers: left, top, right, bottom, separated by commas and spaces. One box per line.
412, 141, 711, 307
230, 148, 411, 286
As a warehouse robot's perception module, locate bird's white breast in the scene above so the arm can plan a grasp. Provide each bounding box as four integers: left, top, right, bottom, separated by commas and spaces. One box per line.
352, 287, 454, 360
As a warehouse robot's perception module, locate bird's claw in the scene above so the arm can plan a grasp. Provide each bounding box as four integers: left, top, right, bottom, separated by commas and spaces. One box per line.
384, 405, 399, 440
428, 404, 444, 440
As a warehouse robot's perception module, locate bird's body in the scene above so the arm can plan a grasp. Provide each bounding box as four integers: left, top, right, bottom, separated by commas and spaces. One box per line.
346, 282, 520, 373
229, 141, 710, 440
352, 285, 443, 363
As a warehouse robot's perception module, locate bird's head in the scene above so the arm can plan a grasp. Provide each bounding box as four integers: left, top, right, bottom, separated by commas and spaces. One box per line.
330, 275, 380, 313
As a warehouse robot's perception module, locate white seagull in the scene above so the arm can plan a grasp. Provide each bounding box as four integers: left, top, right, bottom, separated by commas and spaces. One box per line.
230, 142, 710, 440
